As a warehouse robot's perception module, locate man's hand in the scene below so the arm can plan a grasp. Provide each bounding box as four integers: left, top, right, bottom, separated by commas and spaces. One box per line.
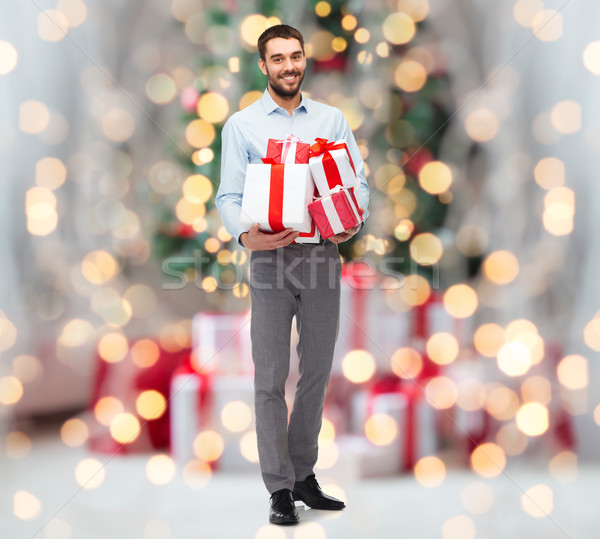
328, 208, 365, 245
240, 223, 300, 251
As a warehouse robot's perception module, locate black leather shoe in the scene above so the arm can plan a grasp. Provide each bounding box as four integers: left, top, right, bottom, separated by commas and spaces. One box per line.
292, 474, 346, 510
269, 488, 299, 525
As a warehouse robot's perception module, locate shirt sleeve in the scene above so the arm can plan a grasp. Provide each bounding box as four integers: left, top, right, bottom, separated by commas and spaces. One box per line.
215, 115, 249, 244
335, 110, 370, 221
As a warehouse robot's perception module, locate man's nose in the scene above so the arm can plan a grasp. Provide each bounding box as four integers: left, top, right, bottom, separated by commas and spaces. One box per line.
282, 57, 294, 71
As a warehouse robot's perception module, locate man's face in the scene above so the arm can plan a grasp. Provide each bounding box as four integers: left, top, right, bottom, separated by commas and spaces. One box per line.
259, 37, 306, 98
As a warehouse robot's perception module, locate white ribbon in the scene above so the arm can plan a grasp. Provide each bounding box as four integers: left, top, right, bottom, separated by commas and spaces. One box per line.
321, 196, 346, 235
278, 134, 302, 164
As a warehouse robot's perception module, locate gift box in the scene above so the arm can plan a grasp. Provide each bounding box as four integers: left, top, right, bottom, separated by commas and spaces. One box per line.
169, 368, 257, 471
266, 134, 310, 164
332, 262, 410, 374
240, 163, 314, 233
169, 362, 213, 464
436, 360, 495, 461
211, 375, 257, 471
293, 219, 321, 244
333, 434, 402, 479
309, 138, 357, 196
294, 185, 321, 244
191, 311, 253, 375
87, 340, 190, 455
412, 292, 474, 347
365, 380, 439, 471
308, 186, 363, 239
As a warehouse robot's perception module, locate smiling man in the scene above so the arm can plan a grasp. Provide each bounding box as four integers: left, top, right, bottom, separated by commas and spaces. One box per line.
216, 24, 369, 526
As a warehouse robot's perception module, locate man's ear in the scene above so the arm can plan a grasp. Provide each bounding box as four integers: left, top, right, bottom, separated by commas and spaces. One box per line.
258, 58, 267, 76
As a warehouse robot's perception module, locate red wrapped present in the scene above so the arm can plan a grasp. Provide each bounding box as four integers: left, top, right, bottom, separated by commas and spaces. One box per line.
309, 138, 357, 196
87, 340, 190, 454
308, 186, 363, 239
240, 162, 314, 233
266, 134, 310, 164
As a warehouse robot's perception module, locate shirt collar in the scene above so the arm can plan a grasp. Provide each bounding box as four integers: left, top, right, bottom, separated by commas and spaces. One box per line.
260, 88, 309, 115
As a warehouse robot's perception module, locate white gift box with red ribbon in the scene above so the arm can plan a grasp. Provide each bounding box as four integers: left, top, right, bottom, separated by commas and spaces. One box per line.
350, 385, 438, 472
308, 138, 357, 197
240, 163, 314, 233
169, 368, 257, 471
191, 311, 253, 375
308, 186, 363, 239
332, 265, 410, 373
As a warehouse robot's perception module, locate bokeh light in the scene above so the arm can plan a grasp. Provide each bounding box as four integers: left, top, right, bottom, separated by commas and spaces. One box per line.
444, 284, 478, 318
13, 491, 41, 520
382, 12, 416, 45
136, 390, 167, 420
364, 414, 397, 445
414, 456, 446, 488
583, 40, 600, 75
193, 430, 224, 462
427, 333, 459, 365
342, 349, 376, 383
521, 484, 553, 517
391, 347, 423, 379
146, 454, 176, 485
110, 412, 141, 444
470, 443, 506, 478
221, 400, 252, 432
515, 402, 548, 436
419, 161, 452, 194
75, 458, 106, 489
482, 250, 519, 284
0, 41, 18, 75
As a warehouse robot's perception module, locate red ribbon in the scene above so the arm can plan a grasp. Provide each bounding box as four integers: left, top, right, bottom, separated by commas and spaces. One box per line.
263, 163, 285, 232
366, 376, 418, 471
310, 138, 356, 192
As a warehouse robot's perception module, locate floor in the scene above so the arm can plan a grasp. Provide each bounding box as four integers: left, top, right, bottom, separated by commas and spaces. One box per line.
0, 422, 596, 539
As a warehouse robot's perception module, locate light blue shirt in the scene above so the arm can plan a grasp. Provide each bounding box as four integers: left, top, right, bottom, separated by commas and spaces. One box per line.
216, 89, 370, 243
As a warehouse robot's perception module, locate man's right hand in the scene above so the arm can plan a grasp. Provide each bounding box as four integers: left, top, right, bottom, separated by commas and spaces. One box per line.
240, 223, 300, 251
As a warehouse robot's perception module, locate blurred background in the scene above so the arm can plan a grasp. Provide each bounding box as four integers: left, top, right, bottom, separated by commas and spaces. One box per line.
2, 0, 600, 537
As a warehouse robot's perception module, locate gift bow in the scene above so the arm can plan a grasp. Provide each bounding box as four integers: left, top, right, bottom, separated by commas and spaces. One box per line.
309, 138, 356, 175
277, 134, 302, 164
261, 157, 278, 165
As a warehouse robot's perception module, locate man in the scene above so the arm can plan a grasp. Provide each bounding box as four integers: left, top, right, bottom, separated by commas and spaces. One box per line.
216, 24, 369, 525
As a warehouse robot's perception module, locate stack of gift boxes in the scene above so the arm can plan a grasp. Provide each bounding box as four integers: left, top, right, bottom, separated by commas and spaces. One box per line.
240, 134, 364, 242
168, 134, 493, 476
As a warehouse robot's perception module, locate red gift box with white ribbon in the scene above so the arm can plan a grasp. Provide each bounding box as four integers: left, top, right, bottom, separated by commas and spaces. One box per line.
308, 186, 363, 239
266, 134, 310, 164
309, 138, 357, 196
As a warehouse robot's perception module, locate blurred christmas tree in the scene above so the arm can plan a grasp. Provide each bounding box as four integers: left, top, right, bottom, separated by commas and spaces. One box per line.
153, 0, 455, 305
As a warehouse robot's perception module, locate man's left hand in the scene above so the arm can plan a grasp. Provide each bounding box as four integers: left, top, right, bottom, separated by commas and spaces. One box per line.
328, 208, 365, 244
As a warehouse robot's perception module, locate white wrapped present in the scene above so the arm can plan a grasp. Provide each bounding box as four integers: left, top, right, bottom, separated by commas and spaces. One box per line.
240, 163, 314, 233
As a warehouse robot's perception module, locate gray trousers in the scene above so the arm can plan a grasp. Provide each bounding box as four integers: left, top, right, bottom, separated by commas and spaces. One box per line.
249, 242, 341, 494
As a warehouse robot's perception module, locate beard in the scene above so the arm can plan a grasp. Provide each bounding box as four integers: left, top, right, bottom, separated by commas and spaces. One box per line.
266, 67, 305, 98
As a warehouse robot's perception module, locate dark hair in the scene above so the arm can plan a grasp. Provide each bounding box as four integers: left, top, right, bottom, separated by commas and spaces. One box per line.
257, 24, 305, 61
